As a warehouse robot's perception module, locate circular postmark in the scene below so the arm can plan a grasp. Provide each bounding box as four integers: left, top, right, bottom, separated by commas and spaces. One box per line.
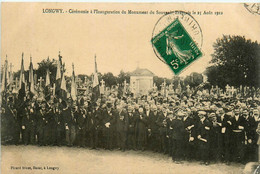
244, 3, 260, 15
151, 11, 203, 75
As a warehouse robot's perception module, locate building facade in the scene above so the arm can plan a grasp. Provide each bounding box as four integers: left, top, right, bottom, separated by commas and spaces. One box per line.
130, 68, 154, 95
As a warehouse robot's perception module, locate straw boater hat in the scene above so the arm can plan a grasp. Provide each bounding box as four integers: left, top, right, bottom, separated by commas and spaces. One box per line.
198, 111, 207, 116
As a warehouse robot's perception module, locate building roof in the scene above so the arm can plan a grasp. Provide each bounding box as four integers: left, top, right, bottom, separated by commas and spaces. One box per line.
130, 67, 154, 76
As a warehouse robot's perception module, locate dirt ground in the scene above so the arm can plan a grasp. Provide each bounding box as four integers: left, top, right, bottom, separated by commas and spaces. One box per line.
1, 145, 244, 174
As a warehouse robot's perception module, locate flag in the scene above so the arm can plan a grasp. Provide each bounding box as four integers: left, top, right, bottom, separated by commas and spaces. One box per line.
18, 53, 26, 101
9, 63, 14, 90
52, 83, 56, 96
29, 55, 35, 94
93, 55, 99, 88
46, 68, 51, 86
34, 74, 37, 87
59, 51, 63, 73
70, 63, 77, 100
5, 57, 9, 86
18, 82, 26, 101
92, 54, 100, 101
61, 74, 67, 91
55, 52, 63, 98
19, 53, 25, 90
56, 59, 61, 80
14, 77, 19, 93
44, 70, 51, 99
1, 55, 8, 92
60, 73, 67, 99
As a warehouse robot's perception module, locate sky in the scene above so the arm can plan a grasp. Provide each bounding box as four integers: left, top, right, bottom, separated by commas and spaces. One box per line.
2, 3, 260, 78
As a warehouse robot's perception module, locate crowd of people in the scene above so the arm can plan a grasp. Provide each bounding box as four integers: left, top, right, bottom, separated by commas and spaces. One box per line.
1, 89, 260, 165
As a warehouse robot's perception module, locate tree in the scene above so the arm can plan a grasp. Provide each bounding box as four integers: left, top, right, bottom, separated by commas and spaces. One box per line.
184, 72, 203, 88
117, 70, 130, 85
36, 57, 58, 85
102, 72, 117, 87
153, 76, 164, 89
205, 35, 260, 88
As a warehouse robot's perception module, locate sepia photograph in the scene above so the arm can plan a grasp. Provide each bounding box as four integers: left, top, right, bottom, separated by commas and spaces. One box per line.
1, 2, 260, 174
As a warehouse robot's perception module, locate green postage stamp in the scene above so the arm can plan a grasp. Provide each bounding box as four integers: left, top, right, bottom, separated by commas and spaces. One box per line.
151, 11, 203, 75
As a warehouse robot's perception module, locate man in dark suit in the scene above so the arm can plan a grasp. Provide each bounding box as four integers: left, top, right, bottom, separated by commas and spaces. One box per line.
70, 105, 79, 146
149, 105, 160, 152
76, 107, 87, 147
171, 110, 185, 163
135, 107, 148, 151
85, 106, 96, 149
216, 108, 232, 164
21, 110, 31, 145
230, 107, 247, 163
10, 107, 21, 145
127, 105, 137, 150
244, 109, 259, 162
54, 107, 64, 146
144, 104, 153, 150
49, 105, 57, 146
182, 108, 195, 160
36, 106, 47, 146
166, 111, 174, 157
116, 104, 129, 151
103, 103, 116, 150
156, 107, 168, 154
4, 101, 21, 145
62, 103, 72, 146
94, 102, 104, 148
250, 109, 259, 161
44, 104, 57, 146
197, 111, 212, 165
186, 109, 198, 161
28, 104, 37, 145
209, 112, 219, 162
64, 105, 77, 147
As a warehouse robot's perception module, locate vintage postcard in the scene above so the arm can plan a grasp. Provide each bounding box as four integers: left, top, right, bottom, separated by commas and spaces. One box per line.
1, 2, 260, 174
